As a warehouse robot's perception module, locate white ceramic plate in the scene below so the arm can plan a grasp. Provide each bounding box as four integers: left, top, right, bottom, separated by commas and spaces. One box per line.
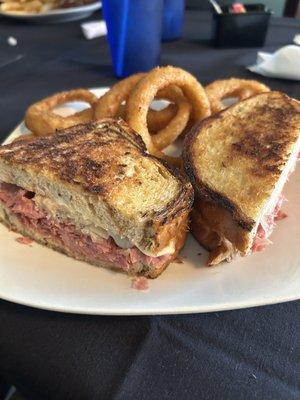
0, 2, 101, 22
0, 87, 299, 315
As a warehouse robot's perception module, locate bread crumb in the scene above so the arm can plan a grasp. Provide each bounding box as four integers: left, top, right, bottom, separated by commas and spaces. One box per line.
131, 277, 149, 291
16, 236, 33, 246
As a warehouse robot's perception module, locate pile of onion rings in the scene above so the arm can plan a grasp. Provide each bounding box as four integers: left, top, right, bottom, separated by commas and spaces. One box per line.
93, 68, 200, 153
93, 72, 179, 137
125, 66, 211, 162
94, 66, 210, 164
23, 68, 271, 167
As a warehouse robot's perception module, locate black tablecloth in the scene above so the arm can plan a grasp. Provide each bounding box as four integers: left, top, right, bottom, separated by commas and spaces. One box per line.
0, 11, 299, 400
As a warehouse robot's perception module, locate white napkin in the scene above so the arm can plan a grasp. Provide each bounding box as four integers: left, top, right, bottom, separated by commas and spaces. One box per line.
248, 44, 300, 81
294, 34, 300, 45
81, 20, 107, 40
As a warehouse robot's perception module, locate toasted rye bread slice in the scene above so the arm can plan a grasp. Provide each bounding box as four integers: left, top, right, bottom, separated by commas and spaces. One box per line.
0, 118, 193, 258
183, 92, 300, 264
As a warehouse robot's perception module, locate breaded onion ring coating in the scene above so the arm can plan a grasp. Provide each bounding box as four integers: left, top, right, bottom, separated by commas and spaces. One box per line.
94, 73, 185, 139
25, 89, 97, 136
126, 66, 210, 158
205, 78, 270, 114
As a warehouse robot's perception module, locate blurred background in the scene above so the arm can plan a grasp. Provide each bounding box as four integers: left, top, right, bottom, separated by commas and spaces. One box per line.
186, 0, 300, 17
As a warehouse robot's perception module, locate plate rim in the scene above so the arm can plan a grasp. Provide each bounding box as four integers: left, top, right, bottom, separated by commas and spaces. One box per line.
0, 290, 298, 315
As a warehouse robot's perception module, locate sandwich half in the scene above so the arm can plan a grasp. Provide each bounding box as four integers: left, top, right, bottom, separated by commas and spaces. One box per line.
0, 118, 193, 278
183, 92, 300, 265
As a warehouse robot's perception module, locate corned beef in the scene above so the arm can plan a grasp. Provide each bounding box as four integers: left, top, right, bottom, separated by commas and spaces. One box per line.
251, 193, 287, 253
0, 183, 172, 272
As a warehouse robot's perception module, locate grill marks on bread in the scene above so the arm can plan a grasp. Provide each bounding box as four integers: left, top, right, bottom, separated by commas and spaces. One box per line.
231, 103, 298, 176
0, 118, 193, 232
183, 92, 300, 229
0, 119, 146, 195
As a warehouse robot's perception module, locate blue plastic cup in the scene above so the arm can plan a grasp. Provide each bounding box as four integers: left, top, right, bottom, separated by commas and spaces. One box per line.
162, 0, 185, 42
102, 0, 164, 78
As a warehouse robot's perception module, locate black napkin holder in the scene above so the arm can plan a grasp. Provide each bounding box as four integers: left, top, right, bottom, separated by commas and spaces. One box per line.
213, 4, 272, 48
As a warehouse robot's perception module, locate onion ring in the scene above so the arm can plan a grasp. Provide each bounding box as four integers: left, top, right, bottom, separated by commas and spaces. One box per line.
25, 89, 97, 136
118, 102, 178, 133
150, 86, 191, 149
125, 66, 210, 159
205, 78, 270, 114
94, 71, 192, 151
94, 73, 145, 119
94, 73, 180, 135
147, 104, 177, 133
118, 90, 189, 149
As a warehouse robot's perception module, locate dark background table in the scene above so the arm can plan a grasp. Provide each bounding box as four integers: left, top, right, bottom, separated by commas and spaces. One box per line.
0, 11, 299, 400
